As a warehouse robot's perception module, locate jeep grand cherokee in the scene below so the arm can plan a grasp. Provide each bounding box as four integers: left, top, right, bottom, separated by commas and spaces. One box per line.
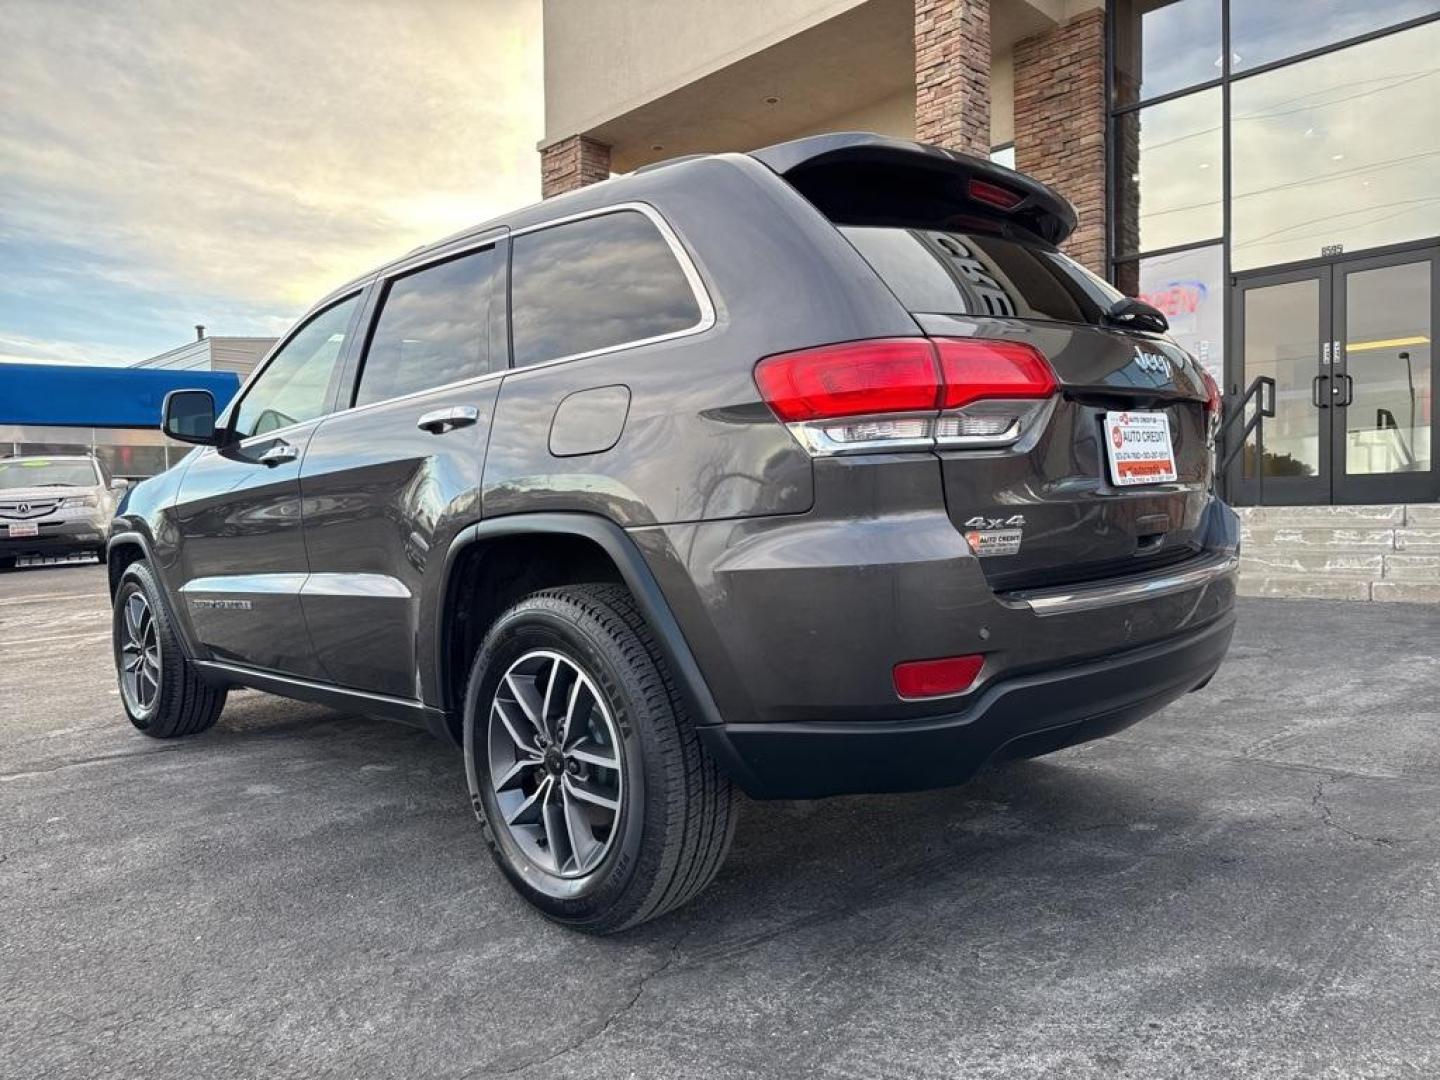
107, 133, 1238, 933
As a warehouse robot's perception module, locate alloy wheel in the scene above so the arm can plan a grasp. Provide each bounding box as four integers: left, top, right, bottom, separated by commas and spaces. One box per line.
119, 591, 161, 713
487, 649, 624, 879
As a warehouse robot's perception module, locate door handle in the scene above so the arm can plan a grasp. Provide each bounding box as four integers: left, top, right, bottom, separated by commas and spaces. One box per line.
257, 443, 298, 467
416, 405, 480, 434
1311, 374, 1329, 409
1336, 373, 1355, 408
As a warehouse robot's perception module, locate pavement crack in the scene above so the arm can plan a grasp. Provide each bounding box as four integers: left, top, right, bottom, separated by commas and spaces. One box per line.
1311, 775, 1397, 847
0, 745, 186, 782
480, 929, 688, 1078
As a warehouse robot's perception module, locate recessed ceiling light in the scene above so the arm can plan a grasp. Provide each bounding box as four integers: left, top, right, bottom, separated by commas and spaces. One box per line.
1331, 153, 1344, 161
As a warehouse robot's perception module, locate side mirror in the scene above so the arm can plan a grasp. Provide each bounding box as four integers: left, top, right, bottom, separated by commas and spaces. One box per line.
162, 389, 221, 446
110, 478, 129, 491
1106, 297, 1169, 334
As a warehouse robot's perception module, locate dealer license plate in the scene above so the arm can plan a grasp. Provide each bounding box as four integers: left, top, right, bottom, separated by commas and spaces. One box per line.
1104, 410, 1177, 486
7, 523, 39, 538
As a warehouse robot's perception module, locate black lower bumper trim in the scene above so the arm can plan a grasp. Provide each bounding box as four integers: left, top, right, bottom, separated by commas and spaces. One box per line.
698, 613, 1235, 799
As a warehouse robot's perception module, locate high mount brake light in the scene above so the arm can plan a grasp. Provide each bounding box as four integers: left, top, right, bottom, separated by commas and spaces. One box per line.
967, 177, 1024, 211
754, 338, 1057, 456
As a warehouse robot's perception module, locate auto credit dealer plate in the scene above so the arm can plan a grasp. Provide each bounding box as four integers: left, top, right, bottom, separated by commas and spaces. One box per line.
1104, 410, 1178, 486
7, 522, 39, 538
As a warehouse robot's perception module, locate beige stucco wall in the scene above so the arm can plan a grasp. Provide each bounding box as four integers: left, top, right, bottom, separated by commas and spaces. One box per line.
990, 48, 1014, 146
785, 89, 918, 142
544, 0, 873, 146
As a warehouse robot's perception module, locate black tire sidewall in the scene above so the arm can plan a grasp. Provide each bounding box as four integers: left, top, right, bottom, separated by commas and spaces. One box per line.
464, 595, 658, 924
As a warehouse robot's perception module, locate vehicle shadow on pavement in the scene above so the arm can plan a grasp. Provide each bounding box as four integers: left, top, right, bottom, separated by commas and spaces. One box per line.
199, 691, 1186, 947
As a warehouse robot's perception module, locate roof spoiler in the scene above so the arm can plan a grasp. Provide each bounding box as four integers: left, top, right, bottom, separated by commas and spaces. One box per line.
749, 132, 1078, 247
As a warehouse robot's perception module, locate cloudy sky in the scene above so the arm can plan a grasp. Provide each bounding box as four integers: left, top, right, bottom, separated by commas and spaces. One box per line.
0, 0, 541, 366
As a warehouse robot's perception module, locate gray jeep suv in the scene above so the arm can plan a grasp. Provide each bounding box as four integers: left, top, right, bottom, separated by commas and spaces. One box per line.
107, 133, 1238, 932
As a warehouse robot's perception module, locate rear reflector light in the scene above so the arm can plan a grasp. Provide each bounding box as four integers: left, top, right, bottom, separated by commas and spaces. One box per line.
967, 177, 1024, 210
893, 654, 985, 699
755, 337, 1057, 456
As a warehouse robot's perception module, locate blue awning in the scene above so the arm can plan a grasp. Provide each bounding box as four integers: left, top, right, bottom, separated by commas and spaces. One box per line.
0, 363, 242, 429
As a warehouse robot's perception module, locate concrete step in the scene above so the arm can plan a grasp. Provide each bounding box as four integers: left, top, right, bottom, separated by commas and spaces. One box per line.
1240, 552, 1383, 578
1384, 553, 1440, 581
1236, 574, 1372, 601
1395, 528, 1440, 551
1240, 526, 1396, 553
1405, 505, 1440, 527
1372, 581, 1440, 603
1235, 504, 1406, 528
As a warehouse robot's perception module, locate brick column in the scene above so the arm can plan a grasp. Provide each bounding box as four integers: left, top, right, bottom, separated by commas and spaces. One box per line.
915, 0, 991, 157
1013, 8, 1107, 274
540, 135, 611, 199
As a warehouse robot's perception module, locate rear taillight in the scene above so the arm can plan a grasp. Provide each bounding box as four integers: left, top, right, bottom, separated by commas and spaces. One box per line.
1200, 366, 1222, 417
754, 337, 1057, 456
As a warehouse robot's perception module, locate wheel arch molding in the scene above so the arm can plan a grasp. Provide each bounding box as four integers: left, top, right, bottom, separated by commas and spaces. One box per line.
429, 513, 725, 741
106, 529, 202, 661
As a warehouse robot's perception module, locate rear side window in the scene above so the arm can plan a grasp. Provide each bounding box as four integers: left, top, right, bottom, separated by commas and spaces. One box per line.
355, 245, 498, 406
509, 210, 703, 368
841, 226, 1123, 325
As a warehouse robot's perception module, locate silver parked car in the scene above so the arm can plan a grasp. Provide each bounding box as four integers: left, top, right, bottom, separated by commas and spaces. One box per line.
0, 454, 124, 568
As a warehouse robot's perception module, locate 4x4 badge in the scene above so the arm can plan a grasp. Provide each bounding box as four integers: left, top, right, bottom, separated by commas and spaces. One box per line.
964, 515, 1026, 529
962, 514, 1025, 558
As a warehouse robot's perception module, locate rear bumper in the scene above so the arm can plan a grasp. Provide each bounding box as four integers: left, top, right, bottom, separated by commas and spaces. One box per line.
698, 611, 1234, 799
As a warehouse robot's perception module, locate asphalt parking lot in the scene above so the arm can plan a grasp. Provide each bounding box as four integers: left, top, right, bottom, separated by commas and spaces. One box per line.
2, 563, 1438, 1079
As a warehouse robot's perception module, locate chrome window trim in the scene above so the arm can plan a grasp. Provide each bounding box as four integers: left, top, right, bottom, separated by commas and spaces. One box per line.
206, 203, 715, 442
506, 201, 717, 370
324, 202, 717, 423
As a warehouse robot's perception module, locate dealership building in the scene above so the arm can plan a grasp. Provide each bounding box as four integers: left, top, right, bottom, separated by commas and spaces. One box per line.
0, 332, 268, 480
538, 0, 1440, 598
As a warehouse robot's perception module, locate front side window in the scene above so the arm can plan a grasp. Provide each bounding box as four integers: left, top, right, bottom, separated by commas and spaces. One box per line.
354, 245, 498, 407
231, 294, 360, 438
509, 210, 703, 368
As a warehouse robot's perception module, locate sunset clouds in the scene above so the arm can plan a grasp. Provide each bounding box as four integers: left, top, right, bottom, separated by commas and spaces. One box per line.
1, 0, 541, 364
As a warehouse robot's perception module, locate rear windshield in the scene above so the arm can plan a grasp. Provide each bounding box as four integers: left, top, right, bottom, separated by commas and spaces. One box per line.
0, 459, 100, 489
841, 226, 1124, 325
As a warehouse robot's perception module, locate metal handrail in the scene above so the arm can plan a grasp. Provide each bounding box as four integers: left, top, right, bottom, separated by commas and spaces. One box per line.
1375, 408, 1417, 469
1217, 375, 1277, 482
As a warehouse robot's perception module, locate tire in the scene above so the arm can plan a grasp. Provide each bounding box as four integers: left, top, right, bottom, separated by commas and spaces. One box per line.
463, 583, 737, 934
113, 560, 227, 738
0, 556, 15, 571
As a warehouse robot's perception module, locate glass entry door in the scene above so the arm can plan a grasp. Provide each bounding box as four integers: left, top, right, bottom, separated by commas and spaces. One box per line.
1231, 247, 1437, 505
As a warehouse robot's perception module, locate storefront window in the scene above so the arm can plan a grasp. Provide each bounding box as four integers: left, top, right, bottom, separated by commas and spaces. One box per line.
1230, 20, 1440, 270
0, 424, 177, 479
1113, 0, 1222, 107
1113, 87, 1223, 257
1114, 244, 1225, 383
1230, 0, 1440, 73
